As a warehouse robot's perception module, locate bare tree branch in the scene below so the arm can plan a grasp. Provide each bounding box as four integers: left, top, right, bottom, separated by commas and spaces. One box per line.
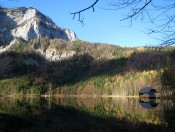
106, 0, 175, 46
120, 0, 152, 21
70, 0, 99, 26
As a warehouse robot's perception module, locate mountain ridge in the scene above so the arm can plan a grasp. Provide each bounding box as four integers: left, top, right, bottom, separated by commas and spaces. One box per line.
0, 7, 77, 46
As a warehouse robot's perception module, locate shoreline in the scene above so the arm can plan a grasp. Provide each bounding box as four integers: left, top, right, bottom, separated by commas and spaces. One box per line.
0, 94, 139, 98
1, 94, 173, 99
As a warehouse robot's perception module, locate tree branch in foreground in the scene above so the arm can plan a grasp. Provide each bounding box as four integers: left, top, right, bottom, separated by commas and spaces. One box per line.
108, 0, 175, 46
70, 0, 99, 26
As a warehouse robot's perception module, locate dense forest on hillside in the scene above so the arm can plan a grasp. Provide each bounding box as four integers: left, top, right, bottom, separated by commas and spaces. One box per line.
0, 38, 175, 97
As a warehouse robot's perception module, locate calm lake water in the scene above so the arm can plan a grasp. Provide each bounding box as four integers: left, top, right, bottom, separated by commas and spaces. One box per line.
0, 97, 174, 132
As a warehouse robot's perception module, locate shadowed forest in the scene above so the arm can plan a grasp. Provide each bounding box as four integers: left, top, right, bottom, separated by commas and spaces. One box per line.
0, 38, 175, 97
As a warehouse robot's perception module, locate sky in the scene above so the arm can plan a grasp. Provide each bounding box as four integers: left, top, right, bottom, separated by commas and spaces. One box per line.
1, 0, 161, 47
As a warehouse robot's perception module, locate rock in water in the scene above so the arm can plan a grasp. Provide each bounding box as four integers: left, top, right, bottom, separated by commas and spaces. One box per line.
0, 7, 77, 46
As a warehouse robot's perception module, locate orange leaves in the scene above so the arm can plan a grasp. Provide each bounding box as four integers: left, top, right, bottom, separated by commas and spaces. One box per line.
34, 76, 47, 84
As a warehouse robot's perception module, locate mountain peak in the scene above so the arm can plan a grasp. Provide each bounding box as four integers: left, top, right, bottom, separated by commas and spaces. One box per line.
0, 7, 77, 46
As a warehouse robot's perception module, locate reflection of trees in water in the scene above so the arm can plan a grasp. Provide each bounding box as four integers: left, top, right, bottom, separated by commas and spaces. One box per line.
102, 98, 162, 125
101, 97, 175, 130
161, 99, 175, 130
0, 97, 174, 131
0, 97, 162, 123
48, 97, 164, 125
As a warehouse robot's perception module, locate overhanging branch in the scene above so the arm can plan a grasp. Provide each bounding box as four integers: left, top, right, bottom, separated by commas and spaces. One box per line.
121, 0, 152, 21
70, 0, 99, 26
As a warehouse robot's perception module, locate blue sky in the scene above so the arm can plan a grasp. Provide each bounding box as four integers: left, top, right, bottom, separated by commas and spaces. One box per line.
1, 0, 161, 47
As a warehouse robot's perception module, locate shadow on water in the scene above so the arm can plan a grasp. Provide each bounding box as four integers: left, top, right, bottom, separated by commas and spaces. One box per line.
0, 97, 175, 132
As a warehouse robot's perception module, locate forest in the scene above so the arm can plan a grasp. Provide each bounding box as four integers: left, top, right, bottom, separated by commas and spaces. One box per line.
0, 38, 174, 97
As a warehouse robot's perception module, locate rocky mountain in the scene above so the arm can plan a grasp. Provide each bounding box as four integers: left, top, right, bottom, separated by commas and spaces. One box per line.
0, 7, 77, 46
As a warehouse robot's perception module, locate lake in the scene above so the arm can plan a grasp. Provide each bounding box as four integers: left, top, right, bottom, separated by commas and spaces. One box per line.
0, 97, 174, 132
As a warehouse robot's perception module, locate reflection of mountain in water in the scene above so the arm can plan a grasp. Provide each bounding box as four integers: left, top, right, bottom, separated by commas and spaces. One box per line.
139, 99, 159, 109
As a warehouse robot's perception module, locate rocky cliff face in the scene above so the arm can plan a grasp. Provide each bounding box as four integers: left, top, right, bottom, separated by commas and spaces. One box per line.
0, 7, 77, 46
38, 48, 76, 62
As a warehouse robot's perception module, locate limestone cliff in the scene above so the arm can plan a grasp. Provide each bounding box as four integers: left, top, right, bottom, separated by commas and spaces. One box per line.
0, 7, 77, 46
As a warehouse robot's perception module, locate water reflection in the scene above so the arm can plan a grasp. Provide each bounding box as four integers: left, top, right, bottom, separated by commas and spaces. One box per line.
0, 97, 174, 131
139, 99, 159, 109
